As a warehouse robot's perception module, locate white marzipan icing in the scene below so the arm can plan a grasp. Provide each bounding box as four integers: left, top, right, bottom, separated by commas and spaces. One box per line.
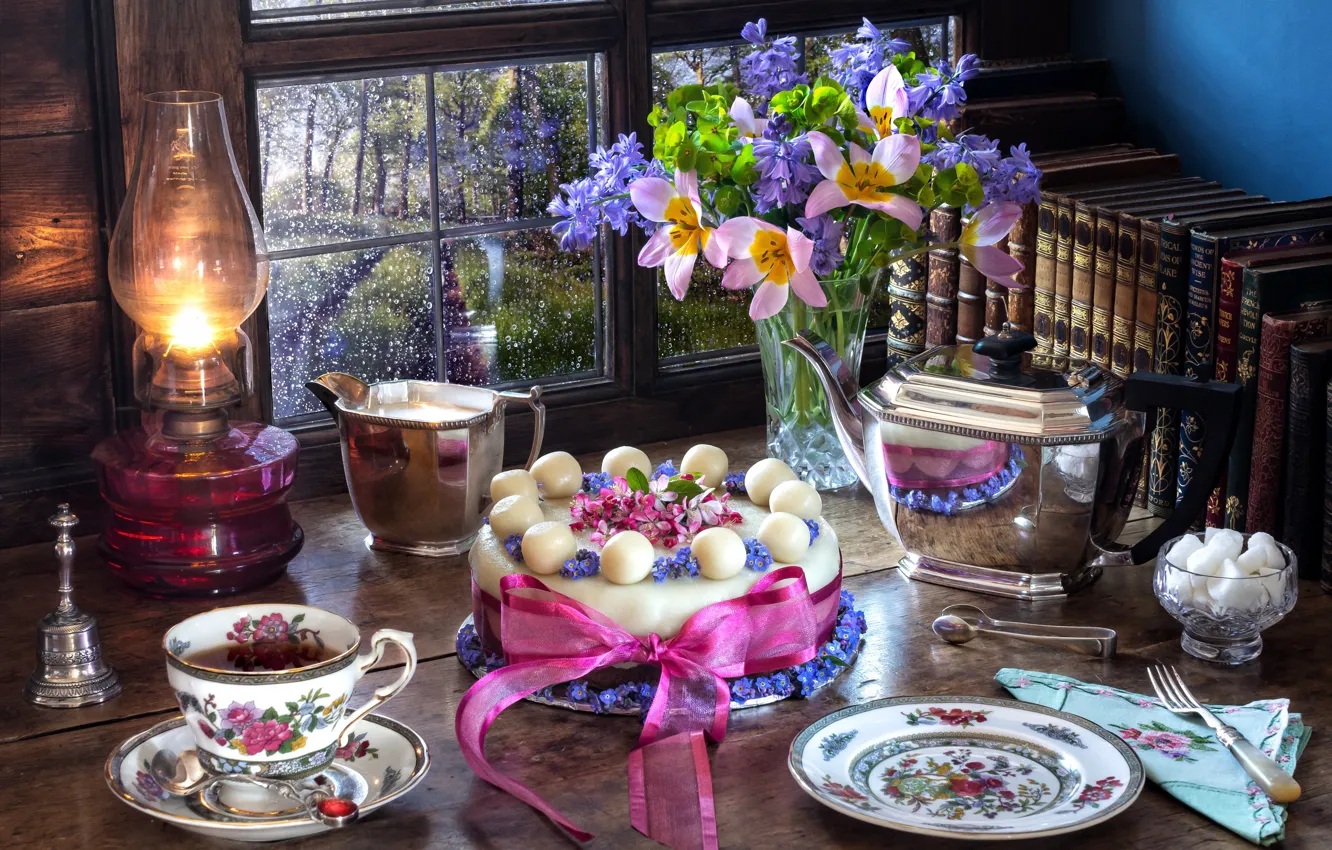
471, 497, 839, 638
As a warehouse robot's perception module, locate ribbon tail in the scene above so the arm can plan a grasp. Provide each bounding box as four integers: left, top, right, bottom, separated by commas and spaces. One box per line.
456, 659, 605, 842
629, 731, 718, 850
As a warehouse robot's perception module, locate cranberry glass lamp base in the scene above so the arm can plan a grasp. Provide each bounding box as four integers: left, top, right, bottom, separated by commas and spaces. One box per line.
93, 421, 303, 597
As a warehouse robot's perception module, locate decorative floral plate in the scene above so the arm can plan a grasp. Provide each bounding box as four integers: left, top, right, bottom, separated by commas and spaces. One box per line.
106, 713, 429, 842
456, 588, 867, 716
789, 697, 1143, 840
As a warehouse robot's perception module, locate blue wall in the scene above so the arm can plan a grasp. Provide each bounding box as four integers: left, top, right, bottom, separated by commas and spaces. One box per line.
1072, 0, 1332, 201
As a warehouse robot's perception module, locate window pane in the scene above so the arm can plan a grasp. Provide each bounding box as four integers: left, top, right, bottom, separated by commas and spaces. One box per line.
435, 60, 592, 227
257, 74, 430, 251
268, 243, 436, 420
441, 228, 597, 385
651, 46, 743, 105
657, 267, 755, 363
251, 0, 572, 25
804, 22, 950, 82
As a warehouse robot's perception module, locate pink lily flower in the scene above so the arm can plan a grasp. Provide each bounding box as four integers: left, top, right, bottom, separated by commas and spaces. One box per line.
855, 64, 910, 139
803, 131, 923, 232
630, 169, 726, 299
959, 202, 1024, 283
713, 217, 825, 320
729, 96, 768, 139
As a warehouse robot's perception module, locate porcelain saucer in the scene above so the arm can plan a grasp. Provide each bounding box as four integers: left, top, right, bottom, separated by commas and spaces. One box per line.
789, 696, 1144, 841
106, 713, 429, 842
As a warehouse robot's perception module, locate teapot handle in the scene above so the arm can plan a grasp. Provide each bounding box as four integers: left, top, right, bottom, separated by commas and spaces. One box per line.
1123, 372, 1242, 563
498, 385, 546, 470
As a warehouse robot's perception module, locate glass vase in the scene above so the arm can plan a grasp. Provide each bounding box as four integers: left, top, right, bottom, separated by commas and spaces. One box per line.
755, 274, 874, 491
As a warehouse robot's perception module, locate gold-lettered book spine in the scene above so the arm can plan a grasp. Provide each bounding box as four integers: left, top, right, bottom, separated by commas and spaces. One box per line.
1133, 218, 1161, 374
1090, 210, 1117, 368
1033, 196, 1058, 352
1111, 218, 1140, 378
1053, 197, 1075, 356
1070, 201, 1095, 359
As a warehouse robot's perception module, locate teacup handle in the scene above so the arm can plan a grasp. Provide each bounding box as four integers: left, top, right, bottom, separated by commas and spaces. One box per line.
335, 628, 417, 747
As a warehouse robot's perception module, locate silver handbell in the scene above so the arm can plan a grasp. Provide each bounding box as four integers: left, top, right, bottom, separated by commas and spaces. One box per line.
25, 504, 122, 708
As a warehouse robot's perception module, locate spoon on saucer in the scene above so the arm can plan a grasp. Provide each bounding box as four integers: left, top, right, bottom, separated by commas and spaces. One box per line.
932, 605, 1117, 658
150, 749, 359, 828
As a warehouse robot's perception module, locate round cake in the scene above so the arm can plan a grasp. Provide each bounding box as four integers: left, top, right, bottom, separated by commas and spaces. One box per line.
469, 445, 841, 643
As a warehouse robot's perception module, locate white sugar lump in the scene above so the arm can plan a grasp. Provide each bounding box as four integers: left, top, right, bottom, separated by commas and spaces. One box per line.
1206, 528, 1244, 562
1236, 547, 1269, 574
1164, 564, 1197, 606
1247, 531, 1278, 551
1165, 534, 1204, 568
1208, 558, 1263, 612
1260, 569, 1288, 607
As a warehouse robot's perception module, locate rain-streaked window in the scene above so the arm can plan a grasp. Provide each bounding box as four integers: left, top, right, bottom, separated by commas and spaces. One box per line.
257, 59, 604, 421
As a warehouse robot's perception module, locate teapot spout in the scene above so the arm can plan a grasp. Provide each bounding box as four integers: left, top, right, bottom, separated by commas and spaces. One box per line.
781, 331, 871, 490
306, 373, 371, 419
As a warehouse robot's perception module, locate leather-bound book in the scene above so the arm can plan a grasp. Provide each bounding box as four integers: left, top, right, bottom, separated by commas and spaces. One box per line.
925, 207, 961, 345
1176, 205, 1332, 522
1101, 189, 1244, 377
1324, 378, 1332, 592
1283, 339, 1332, 579
1040, 156, 1185, 354
887, 255, 929, 360
956, 255, 985, 345
1057, 180, 1211, 359
1141, 197, 1275, 515
1034, 197, 1058, 352
1006, 203, 1037, 333
984, 240, 1010, 337
1217, 246, 1332, 530
1247, 302, 1332, 534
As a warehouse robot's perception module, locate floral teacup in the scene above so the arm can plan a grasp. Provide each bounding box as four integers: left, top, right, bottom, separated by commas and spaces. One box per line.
164, 604, 416, 778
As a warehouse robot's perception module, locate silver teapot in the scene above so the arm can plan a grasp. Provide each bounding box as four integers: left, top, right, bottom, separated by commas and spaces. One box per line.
785, 327, 1240, 599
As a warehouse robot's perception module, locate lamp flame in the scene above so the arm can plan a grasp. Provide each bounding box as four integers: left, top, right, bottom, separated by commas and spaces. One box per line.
168, 308, 215, 349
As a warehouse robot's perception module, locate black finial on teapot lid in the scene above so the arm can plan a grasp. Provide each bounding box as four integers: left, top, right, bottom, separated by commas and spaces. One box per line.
973, 323, 1037, 385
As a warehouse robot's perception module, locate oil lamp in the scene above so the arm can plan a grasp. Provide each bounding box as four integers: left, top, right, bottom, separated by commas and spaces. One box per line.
93, 91, 303, 595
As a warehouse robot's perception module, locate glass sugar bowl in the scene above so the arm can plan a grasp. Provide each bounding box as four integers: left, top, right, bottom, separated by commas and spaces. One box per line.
1154, 530, 1297, 664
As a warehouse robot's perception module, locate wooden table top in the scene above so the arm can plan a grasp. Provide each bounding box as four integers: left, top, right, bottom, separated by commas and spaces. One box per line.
1, 427, 1327, 848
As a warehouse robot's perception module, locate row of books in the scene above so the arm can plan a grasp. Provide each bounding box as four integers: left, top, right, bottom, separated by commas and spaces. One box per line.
883, 144, 1332, 583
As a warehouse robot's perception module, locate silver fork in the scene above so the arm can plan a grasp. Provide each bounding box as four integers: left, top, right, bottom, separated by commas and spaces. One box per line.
1148, 665, 1301, 803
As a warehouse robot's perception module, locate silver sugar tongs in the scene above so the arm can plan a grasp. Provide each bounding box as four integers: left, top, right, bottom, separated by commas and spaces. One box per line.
932, 604, 1117, 658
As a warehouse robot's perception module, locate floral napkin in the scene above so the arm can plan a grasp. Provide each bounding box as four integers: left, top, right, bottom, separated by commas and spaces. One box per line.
995, 668, 1311, 846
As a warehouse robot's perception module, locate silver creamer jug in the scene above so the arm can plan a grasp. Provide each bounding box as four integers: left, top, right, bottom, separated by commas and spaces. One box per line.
308, 374, 544, 557
785, 327, 1241, 598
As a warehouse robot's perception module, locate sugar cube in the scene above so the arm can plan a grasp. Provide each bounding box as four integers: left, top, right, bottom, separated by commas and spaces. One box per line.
1165, 534, 1204, 568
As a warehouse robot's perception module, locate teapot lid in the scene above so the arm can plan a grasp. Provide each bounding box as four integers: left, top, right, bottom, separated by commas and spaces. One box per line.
866, 327, 1130, 444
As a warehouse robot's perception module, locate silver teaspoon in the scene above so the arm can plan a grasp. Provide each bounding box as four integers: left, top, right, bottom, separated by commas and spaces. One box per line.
932, 605, 1117, 658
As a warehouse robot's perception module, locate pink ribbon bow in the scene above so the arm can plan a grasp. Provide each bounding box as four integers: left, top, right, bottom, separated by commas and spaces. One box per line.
456, 566, 831, 850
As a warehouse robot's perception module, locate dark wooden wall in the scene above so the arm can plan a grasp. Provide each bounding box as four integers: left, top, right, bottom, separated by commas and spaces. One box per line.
0, 0, 114, 547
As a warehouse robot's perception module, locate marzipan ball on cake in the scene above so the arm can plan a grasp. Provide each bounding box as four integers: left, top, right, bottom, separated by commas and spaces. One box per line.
691, 527, 746, 580
491, 469, 540, 504
488, 494, 544, 539
680, 444, 729, 488
521, 521, 576, 575
745, 458, 799, 507
603, 446, 652, 480
768, 479, 821, 520
600, 530, 654, 585
530, 451, 583, 498
758, 511, 810, 563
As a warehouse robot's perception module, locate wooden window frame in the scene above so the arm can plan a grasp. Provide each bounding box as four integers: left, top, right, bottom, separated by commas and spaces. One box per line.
100, 0, 980, 499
